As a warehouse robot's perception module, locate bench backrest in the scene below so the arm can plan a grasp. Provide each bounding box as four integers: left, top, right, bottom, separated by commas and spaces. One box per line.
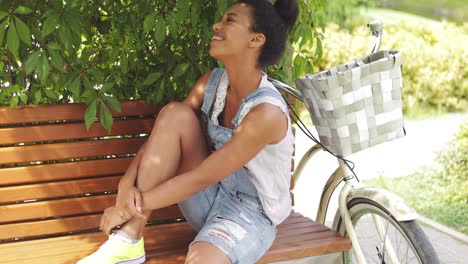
0, 101, 184, 243
0, 100, 296, 244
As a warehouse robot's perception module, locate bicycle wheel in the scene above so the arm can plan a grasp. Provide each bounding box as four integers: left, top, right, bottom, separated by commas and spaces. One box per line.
334, 198, 439, 264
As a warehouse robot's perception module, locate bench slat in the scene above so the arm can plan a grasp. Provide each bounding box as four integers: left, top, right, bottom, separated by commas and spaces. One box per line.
260, 237, 351, 263
0, 138, 145, 165
0, 176, 121, 203
0, 118, 154, 145
0, 195, 116, 223
0, 158, 132, 186
0, 213, 350, 264
0, 205, 184, 241
0, 101, 159, 125
0, 222, 197, 264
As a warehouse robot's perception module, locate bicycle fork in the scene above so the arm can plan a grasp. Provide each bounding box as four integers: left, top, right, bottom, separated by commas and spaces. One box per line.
337, 162, 368, 264
337, 159, 415, 264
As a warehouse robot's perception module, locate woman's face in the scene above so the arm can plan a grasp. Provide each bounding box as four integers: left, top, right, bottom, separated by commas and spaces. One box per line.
209, 3, 258, 61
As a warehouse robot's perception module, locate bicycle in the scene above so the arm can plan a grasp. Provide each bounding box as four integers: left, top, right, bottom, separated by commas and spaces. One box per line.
269, 20, 440, 264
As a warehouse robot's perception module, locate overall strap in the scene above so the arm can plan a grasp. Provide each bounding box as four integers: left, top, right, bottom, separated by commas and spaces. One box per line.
201, 68, 225, 115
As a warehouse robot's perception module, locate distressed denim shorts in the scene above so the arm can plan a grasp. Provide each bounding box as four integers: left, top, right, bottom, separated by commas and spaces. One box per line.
178, 181, 277, 264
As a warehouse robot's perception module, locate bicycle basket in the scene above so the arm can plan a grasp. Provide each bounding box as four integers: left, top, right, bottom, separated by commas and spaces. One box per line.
295, 50, 405, 157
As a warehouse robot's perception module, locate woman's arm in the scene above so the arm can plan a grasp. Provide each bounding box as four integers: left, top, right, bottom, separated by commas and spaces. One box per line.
140, 103, 288, 211
182, 70, 212, 114
118, 143, 146, 189
114, 143, 147, 218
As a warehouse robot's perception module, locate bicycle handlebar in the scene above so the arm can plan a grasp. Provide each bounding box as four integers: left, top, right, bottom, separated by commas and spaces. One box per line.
368, 19, 383, 53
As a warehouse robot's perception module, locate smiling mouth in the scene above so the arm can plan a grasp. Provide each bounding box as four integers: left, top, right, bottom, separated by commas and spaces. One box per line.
211, 36, 224, 41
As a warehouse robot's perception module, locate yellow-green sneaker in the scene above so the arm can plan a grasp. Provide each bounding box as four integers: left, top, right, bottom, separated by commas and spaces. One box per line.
77, 234, 145, 264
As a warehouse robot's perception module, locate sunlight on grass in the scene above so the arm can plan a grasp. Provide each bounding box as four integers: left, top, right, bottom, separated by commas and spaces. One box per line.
365, 169, 468, 235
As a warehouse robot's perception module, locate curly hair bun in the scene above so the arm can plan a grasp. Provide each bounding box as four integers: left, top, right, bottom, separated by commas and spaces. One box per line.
274, 0, 299, 30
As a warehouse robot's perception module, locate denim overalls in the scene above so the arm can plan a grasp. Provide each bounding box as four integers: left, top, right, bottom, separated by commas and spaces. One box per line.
178, 69, 287, 263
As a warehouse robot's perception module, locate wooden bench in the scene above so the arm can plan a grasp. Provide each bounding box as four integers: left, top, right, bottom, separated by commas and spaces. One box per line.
0, 101, 351, 263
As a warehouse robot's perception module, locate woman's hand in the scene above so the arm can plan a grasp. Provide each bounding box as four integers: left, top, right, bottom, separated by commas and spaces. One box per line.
116, 184, 147, 219
100, 206, 131, 234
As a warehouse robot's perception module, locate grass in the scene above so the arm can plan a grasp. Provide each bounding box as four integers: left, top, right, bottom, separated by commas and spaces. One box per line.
378, 0, 468, 23
365, 169, 468, 235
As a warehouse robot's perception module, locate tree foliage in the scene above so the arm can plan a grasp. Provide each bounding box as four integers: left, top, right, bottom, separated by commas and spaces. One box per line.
0, 0, 326, 131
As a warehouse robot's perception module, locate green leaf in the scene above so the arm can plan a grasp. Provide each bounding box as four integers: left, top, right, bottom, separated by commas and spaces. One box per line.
43, 13, 60, 38
154, 18, 166, 44
58, 19, 72, 51
120, 52, 128, 74
25, 51, 40, 75
173, 63, 189, 78
101, 82, 114, 94
274, 70, 288, 83
82, 91, 96, 105
20, 93, 28, 104
7, 23, 20, 58
190, 5, 199, 28
99, 101, 113, 133
315, 37, 323, 58
14, 6, 33, 15
105, 96, 121, 112
167, 12, 178, 38
0, 20, 8, 46
143, 72, 162, 86
48, 49, 63, 71
44, 88, 58, 100
82, 76, 93, 91
14, 17, 31, 46
84, 98, 97, 129
155, 79, 165, 104
38, 54, 50, 83
69, 76, 81, 97
0, 11, 8, 21
10, 96, 19, 107
143, 13, 157, 34
47, 42, 61, 50
34, 90, 42, 103
175, 0, 189, 22
216, 0, 228, 17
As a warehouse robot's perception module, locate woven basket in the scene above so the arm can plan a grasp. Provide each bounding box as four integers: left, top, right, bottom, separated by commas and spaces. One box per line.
295, 50, 405, 157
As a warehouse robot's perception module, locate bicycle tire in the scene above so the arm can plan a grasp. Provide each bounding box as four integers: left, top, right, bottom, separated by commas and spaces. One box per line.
334, 198, 439, 264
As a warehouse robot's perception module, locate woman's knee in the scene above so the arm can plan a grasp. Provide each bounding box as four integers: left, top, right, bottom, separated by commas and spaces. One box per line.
155, 102, 198, 129
185, 242, 231, 264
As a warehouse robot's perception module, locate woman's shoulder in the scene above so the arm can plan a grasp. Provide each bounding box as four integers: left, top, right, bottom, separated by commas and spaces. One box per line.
182, 70, 215, 110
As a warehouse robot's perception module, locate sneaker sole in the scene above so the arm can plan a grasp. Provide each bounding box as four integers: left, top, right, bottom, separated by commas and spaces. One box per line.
115, 255, 146, 264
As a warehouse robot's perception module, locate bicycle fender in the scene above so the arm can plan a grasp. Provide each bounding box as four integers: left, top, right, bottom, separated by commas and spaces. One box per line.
347, 186, 419, 221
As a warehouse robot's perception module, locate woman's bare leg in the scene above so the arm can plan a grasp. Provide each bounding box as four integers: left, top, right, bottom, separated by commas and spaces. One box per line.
185, 242, 231, 264
121, 102, 209, 239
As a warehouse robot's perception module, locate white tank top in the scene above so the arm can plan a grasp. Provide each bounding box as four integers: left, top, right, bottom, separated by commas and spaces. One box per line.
211, 71, 294, 225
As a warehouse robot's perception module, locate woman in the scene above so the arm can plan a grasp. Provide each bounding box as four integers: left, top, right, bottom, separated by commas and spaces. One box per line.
78, 0, 298, 263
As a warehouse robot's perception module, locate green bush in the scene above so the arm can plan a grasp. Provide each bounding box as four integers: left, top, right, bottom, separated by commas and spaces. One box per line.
315, 15, 467, 115
367, 122, 468, 234
377, 0, 468, 23
437, 121, 468, 203
322, 0, 376, 28
0, 0, 327, 131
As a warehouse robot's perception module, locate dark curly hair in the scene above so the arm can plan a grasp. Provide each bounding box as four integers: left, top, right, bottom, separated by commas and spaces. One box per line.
238, 0, 299, 67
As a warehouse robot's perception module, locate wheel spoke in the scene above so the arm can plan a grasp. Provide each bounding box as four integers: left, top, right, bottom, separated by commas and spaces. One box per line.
338, 199, 438, 264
